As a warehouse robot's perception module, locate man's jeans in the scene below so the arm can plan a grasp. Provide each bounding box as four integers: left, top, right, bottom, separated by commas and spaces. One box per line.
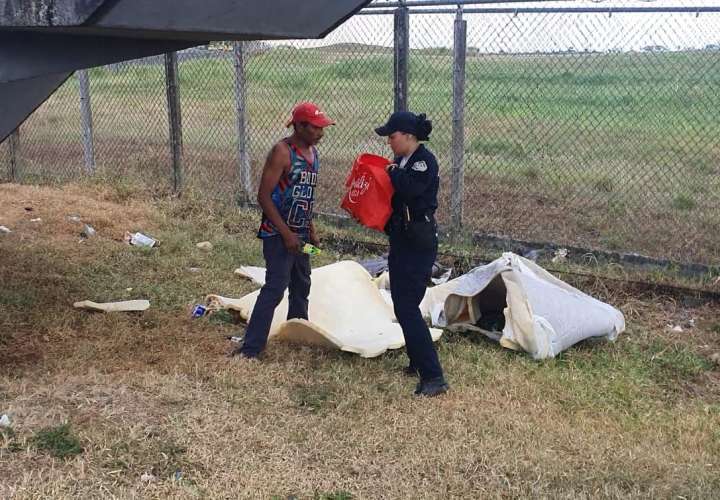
240, 235, 311, 356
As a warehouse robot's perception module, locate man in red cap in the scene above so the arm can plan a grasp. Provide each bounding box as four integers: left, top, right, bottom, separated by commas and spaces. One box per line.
231, 102, 334, 359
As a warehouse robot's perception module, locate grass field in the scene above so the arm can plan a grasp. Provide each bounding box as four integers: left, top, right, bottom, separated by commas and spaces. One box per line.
1, 180, 719, 498
3, 46, 719, 264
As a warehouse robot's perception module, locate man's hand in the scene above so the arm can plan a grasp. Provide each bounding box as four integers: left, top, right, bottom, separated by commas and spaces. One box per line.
308, 222, 320, 246
281, 230, 303, 254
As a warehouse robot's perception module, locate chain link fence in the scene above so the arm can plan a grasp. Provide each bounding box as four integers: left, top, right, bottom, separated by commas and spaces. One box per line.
1, 1, 719, 268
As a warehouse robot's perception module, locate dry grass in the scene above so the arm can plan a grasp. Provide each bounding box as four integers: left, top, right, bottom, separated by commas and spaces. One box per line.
1, 182, 719, 499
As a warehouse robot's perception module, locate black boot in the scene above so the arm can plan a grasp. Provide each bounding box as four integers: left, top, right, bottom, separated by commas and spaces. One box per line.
414, 377, 449, 397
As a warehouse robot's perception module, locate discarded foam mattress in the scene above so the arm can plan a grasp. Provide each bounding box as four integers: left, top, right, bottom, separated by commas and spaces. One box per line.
433, 252, 625, 359
233, 266, 266, 284
73, 299, 150, 312
208, 260, 443, 358
373, 270, 458, 325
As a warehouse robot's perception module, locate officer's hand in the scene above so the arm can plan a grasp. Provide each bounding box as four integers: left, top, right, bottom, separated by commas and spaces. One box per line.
281, 231, 302, 254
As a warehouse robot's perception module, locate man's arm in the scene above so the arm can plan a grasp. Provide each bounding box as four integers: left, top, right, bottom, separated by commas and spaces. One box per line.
308, 220, 319, 246
257, 143, 302, 253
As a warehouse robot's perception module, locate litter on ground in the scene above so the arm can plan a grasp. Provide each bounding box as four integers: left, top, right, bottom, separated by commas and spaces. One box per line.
81, 224, 96, 238
124, 231, 159, 247
73, 300, 150, 312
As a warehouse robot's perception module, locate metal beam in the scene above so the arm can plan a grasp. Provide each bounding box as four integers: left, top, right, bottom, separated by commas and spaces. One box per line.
361, 6, 720, 15
0, 72, 72, 142
366, 0, 574, 8
0, 0, 373, 144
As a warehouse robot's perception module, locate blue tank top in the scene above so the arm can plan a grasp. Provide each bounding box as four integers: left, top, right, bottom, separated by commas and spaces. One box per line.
258, 139, 319, 239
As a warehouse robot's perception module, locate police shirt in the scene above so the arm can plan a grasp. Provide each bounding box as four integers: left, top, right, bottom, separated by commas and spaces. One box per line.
388, 144, 439, 220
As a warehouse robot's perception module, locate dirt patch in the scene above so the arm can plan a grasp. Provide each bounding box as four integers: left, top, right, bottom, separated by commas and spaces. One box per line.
0, 183, 158, 245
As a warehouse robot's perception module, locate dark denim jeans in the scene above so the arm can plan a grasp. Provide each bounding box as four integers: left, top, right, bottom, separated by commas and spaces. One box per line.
240, 235, 311, 357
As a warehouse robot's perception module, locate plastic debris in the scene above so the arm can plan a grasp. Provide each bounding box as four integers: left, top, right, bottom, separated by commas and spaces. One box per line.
358, 255, 389, 277
190, 304, 208, 318
0, 225, 10, 234
522, 249, 542, 262
551, 248, 568, 263
196, 241, 213, 251
81, 224, 96, 238
124, 231, 159, 248
226, 335, 243, 343
140, 472, 157, 483
188, 267, 201, 273
30, 217, 42, 222
67, 215, 82, 223
360, 255, 451, 284
671, 325, 684, 333
0, 414, 10, 428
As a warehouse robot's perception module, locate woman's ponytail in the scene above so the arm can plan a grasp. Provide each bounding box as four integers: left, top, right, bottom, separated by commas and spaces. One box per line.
415, 113, 432, 141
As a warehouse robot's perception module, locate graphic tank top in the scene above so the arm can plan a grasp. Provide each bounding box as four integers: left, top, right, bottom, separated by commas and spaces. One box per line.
258, 139, 318, 239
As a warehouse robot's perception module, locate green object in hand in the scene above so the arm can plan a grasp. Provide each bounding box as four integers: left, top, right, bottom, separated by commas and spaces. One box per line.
302, 243, 322, 255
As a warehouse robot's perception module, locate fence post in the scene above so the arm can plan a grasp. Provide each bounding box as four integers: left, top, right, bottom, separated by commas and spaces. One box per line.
164, 51, 183, 194
451, 6, 467, 230
233, 41, 252, 205
9, 129, 19, 182
393, 5, 409, 112
77, 69, 96, 175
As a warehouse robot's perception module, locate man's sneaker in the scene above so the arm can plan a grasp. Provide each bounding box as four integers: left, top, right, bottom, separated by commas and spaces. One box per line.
414, 377, 449, 397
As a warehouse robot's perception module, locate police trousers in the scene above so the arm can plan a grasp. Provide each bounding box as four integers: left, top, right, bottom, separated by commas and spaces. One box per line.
388, 229, 444, 381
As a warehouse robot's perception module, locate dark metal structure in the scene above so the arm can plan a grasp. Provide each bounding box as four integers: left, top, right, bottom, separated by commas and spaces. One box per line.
0, 0, 371, 142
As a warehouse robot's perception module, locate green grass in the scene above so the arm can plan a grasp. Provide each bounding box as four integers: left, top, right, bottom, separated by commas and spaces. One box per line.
672, 193, 697, 211
31, 424, 83, 459
1, 183, 719, 497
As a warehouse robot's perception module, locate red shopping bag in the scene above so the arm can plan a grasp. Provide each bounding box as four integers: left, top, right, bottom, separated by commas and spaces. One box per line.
341, 153, 394, 232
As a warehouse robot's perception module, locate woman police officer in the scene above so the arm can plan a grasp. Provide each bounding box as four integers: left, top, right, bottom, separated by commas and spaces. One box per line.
375, 111, 449, 397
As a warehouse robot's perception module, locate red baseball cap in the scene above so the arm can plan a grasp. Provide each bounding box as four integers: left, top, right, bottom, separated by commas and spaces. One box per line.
285, 102, 335, 128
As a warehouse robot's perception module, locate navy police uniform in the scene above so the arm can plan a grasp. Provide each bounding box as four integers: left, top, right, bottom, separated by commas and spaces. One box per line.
376, 112, 447, 392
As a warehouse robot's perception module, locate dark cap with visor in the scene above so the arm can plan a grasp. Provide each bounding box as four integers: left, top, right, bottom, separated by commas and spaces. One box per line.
374, 111, 421, 137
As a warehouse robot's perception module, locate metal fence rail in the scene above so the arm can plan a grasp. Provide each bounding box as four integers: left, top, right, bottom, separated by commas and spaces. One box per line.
1, 0, 719, 267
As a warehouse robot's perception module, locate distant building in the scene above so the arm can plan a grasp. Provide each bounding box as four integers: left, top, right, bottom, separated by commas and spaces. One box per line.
641, 45, 667, 52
